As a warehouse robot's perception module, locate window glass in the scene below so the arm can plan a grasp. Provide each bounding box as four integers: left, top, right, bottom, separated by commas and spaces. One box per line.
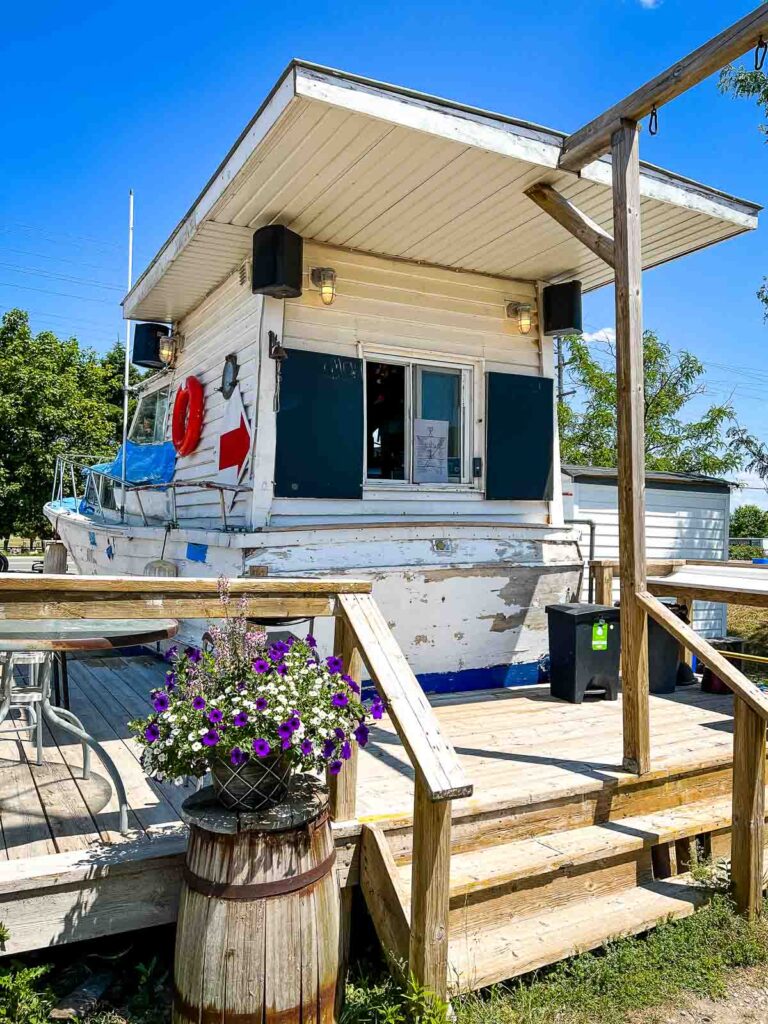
366, 362, 406, 480
129, 387, 170, 445
416, 367, 462, 482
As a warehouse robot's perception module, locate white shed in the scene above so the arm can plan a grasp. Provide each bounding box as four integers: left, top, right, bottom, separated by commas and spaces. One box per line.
561, 465, 731, 637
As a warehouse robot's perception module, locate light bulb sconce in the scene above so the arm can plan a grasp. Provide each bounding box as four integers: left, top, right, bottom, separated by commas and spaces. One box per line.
506, 301, 533, 335
158, 332, 179, 367
310, 266, 337, 306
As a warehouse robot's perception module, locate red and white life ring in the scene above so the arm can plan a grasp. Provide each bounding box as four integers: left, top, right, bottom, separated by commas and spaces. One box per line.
172, 376, 204, 457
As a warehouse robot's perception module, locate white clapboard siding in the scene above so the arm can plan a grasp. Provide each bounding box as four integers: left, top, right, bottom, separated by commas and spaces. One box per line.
169, 270, 263, 527
278, 241, 552, 525
564, 474, 730, 637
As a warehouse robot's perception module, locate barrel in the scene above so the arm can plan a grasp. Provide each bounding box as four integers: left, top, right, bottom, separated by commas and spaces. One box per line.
173, 777, 341, 1024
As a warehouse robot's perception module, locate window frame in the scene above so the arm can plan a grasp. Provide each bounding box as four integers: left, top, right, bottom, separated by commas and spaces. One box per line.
128, 384, 171, 446
362, 351, 476, 491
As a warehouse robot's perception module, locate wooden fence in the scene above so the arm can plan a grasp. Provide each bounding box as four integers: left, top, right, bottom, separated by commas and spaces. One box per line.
0, 573, 472, 999
589, 558, 767, 917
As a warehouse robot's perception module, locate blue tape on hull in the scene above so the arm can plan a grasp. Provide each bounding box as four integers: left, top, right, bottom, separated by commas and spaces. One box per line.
361, 660, 543, 700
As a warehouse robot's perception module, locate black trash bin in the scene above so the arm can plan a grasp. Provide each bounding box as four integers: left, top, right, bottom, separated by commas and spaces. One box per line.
546, 603, 620, 704
647, 614, 680, 694
701, 636, 745, 694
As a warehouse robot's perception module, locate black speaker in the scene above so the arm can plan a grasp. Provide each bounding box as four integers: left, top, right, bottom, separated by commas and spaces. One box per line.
543, 280, 582, 336
251, 225, 303, 298
132, 322, 171, 369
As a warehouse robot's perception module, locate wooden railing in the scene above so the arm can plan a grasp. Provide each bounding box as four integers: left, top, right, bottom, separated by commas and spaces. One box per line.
0, 574, 472, 998
588, 559, 768, 918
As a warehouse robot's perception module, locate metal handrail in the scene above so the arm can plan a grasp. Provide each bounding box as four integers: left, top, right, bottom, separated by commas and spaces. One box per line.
51, 455, 251, 531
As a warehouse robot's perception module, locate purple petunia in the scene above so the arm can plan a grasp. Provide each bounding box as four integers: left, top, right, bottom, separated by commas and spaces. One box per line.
371, 697, 385, 720
202, 729, 220, 747
275, 663, 287, 676
152, 691, 170, 713
281, 738, 292, 750
252, 658, 270, 674
341, 741, 352, 761
253, 738, 271, 758
328, 760, 342, 776
192, 696, 206, 711
354, 722, 369, 747
285, 636, 296, 648
306, 634, 317, 648
342, 673, 360, 695
208, 708, 224, 725
163, 645, 178, 663
144, 723, 160, 743
230, 746, 247, 767
334, 727, 346, 740
270, 640, 289, 657
300, 739, 313, 756
287, 713, 301, 732
326, 655, 344, 674
331, 692, 349, 709
322, 738, 336, 759
277, 721, 293, 740
255, 696, 268, 712
164, 670, 177, 691
186, 646, 202, 663
233, 711, 249, 727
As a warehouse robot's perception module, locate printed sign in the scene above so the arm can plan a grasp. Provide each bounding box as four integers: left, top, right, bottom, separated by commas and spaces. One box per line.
592, 619, 609, 652
413, 418, 449, 484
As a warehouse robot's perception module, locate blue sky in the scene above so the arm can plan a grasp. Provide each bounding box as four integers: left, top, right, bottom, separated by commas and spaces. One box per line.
2, 1, 766, 499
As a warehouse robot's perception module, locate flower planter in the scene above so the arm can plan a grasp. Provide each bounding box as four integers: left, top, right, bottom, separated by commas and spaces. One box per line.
210, 752, 294, 811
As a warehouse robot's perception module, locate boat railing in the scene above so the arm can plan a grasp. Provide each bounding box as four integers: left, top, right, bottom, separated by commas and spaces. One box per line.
51, 454, 251, 531
0, 572, 472, 999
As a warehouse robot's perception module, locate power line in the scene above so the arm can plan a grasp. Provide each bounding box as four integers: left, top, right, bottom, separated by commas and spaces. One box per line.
0, 262, 122, 292
0, 245, 124, 275
0, 305, 117, 330
0, 281, 119, 305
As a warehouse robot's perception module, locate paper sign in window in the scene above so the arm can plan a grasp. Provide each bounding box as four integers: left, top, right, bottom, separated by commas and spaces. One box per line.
413, 419, 449, 483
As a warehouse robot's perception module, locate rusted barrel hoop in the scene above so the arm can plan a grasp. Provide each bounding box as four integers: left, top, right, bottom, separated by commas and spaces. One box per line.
183, 848, 336, 901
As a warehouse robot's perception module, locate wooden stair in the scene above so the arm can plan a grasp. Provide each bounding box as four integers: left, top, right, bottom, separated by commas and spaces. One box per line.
362, 793, 742, 994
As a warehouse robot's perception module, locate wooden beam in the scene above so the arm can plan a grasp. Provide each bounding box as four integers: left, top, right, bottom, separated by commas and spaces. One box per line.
637, 590, 768, 723
732, 696, 766, 919
337, 592, 472, 802
524, 183, 615, 267
559, 5, 768, 171
593, 563, 615, 606
328, 613, 363, 822
408, 774, 451, 1001
613, 119, 650, 777
360, 825, 411, 966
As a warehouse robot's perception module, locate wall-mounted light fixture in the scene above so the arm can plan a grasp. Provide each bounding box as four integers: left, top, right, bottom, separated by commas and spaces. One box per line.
158, 333, 178, 367
506, 301, 533, 335
310, 267, 337, 306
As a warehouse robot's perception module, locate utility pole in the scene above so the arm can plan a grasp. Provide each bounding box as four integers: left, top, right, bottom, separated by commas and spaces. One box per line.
556, 337, 575, 403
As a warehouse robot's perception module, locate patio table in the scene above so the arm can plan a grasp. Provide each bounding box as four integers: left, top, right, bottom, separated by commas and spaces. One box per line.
0, 618, 178, 834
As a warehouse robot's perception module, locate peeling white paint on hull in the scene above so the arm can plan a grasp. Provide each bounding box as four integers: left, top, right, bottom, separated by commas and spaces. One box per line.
46, 505, 581, 693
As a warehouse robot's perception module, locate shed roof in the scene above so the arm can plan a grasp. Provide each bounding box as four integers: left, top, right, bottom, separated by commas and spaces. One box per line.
124, 61, 761, 323
562, 464, 732, 492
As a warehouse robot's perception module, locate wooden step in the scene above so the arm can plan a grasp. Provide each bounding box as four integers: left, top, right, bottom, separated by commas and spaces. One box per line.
397, 795, 732, 906
447, 875, 708, 993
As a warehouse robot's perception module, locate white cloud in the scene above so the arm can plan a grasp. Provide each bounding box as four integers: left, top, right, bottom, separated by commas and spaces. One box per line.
637, 0, 662, 8
580, 327, 616, 344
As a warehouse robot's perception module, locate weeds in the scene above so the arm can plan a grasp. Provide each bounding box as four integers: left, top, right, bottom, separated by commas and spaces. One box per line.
342, 970, 448, 1023
0, 963, 53, 1024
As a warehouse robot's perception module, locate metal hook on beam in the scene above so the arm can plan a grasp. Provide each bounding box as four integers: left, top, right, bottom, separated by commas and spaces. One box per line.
755, 35, 767, 71
648, 104, 659, 136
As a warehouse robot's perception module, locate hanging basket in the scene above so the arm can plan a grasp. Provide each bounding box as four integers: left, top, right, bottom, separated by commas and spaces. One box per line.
210, 752, 294, 811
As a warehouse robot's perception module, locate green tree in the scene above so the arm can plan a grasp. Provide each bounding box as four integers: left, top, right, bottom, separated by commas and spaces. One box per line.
719, 61, 768, 319
730, 503, 768, 539
0, 310, 126, 541
559, 331, 741, 475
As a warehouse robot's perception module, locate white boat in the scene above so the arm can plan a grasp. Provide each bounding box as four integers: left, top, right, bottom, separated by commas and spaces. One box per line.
45, 62, 759, 691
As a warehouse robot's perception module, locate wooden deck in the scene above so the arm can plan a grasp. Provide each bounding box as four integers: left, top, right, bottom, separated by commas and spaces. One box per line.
0, 652, 738, 974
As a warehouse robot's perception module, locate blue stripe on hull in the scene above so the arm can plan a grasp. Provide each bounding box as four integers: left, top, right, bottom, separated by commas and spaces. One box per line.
417, 661, 543, 693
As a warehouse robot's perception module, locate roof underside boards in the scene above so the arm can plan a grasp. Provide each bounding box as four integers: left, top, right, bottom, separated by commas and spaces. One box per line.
124, 63, 761, 324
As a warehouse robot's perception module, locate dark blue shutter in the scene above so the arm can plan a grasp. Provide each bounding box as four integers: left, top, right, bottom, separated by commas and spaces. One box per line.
274, 349, 363, 499
485, 373, 554, 500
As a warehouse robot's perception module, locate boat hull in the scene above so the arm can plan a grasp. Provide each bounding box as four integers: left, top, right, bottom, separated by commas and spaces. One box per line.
45, 504, 581, 692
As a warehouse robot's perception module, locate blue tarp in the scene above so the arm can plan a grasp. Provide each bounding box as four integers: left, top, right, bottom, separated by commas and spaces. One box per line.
90, 441, 176, 485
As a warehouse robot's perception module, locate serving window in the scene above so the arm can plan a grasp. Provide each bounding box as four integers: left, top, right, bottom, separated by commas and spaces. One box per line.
129, 386, 170, 445
365, 358, 471, 485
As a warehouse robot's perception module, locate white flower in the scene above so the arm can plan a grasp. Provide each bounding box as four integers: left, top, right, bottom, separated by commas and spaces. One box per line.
192, 741, 202, 751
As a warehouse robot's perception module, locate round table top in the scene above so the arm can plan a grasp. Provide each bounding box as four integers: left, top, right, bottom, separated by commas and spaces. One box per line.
0, 618, 178, 652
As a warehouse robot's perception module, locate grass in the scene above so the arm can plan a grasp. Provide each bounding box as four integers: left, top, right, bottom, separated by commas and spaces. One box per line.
2, 876, 768, 1024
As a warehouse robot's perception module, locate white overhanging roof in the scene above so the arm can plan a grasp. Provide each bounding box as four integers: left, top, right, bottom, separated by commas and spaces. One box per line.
124, 61, 761, 323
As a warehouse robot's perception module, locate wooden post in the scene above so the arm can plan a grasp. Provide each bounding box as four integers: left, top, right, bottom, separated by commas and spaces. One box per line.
594, 563, 615, 607
409, 773, 451, 1002
612, 119, 651, 776
327, 613, 362, 822
680, 596, 694, 668
731, 695, 766, 918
